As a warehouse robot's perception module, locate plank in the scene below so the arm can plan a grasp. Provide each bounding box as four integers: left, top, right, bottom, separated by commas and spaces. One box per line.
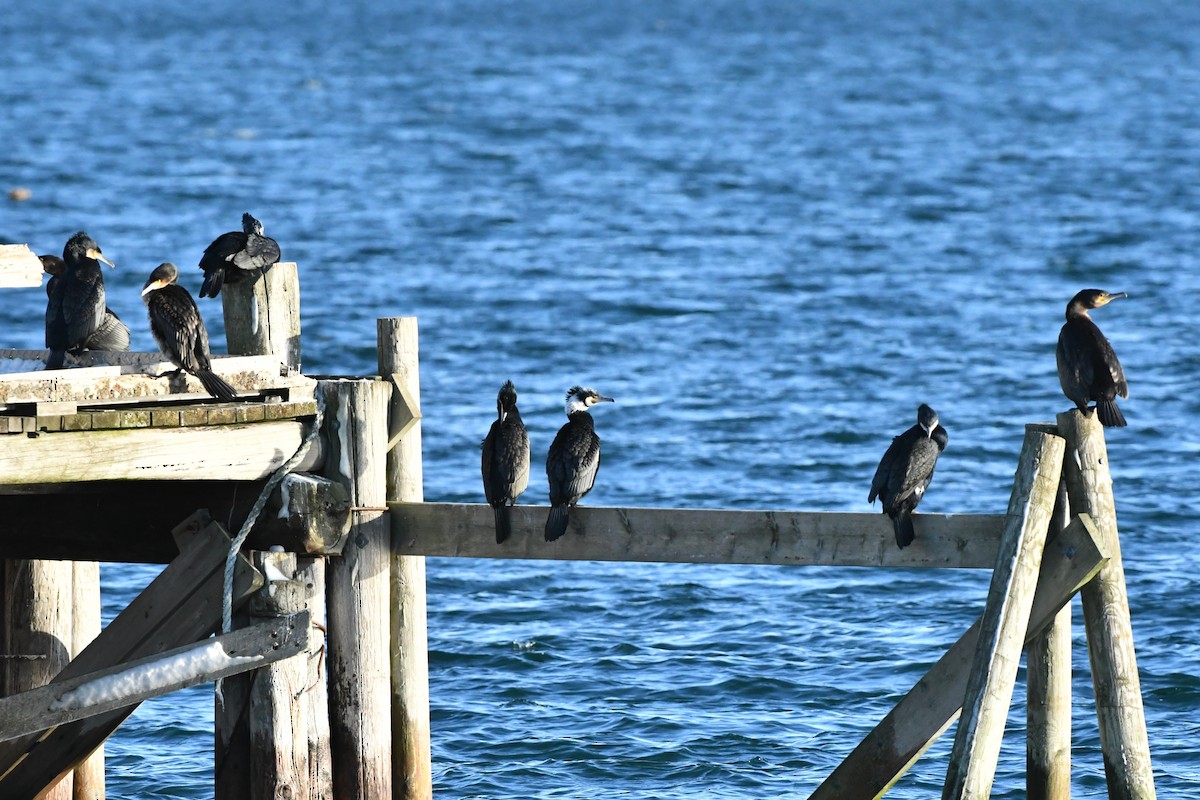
0, 244, 42, 288
222, 262, 302, 370
0, 612, 309, 741
807, 513, 1107, 800
943, 428, 1065, 799
0, 512, 263, 796
0, 419, 322, 486
391, 503, 1009, 569
1057, 410, 1157, 799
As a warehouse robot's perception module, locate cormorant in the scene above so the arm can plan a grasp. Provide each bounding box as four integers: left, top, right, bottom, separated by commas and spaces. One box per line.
42, 255, 130, 355
1056, 289, 1128, 427
545, 386, 614, 542
869, 403, 949, 549
141, 262, 238, 401
44, 232, 118, 369
198, 212, 281, 298
481, 380, 531, 543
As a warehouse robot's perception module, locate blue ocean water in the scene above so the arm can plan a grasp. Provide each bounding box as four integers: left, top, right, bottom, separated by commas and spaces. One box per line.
2, 0, 1199, 797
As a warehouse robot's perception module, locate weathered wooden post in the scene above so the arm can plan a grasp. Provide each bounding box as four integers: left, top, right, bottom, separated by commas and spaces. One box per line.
322, 378, 393, 799
1027, 480, 1073, 800
943, 426, 1065, 800
221, 262, 303, 370
72, 561, 105, 800
377, 317, 433, 800
1056, 409, 1156, 800
2, 558, 76, 800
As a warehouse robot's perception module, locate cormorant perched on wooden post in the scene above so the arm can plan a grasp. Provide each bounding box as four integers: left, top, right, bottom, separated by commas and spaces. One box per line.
198, 212, 281, 298
45, 232, 121, 369
869, 403, 948, 549
481, 380, 531, 543
42, 254, 130, 355
141, 262, 238, 401
545, 386, 614, 542
1056, 288, 1128, 427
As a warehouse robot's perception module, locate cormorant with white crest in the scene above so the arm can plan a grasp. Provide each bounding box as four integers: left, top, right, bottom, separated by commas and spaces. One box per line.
141, 262, 238, 401
869, 403, 948, 549
481, 380, 530, 543
545, 386, 614, 542
45, 232, 121, 369
198, 212, 281, 298
1056, 288, 1128, 427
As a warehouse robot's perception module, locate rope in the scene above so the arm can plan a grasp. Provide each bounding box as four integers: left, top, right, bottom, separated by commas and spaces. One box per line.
222, 387, 326, 634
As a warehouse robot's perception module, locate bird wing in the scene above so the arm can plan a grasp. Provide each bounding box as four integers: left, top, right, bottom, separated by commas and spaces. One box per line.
869, 434, 902, 504
889, 436, 942, 511
502, 418, 531, 497
547, 424, 601, 505
234, 234, 281, 271
149, 286, 207, 372
62, 270, 106, 348
200, 231, 248, 268
481, 420, 500, 505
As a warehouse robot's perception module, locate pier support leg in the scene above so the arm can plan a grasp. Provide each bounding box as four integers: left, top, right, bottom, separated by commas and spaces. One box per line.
323, 379, 393, 800
3, 558, 76, 800
71, 561, 105, 800
221, 261, 302, 370
943, 426, 1066, 799
378, 317, 433, 800
1027, 482, 1072, 800
1056, 410, 1156, 800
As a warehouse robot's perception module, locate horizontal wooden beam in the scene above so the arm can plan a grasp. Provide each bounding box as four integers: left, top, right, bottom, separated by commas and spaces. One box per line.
0, 611, 309, 742
0, 353, 315, 407
390, 503, 1009, 569
807, 513, 1107, 800
0, 477, 349, 562
0, 419, 322, 487
0, 244, 42, 288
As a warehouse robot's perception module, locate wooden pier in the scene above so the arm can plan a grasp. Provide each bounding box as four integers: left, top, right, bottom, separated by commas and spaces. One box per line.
0, 249, 1156, 799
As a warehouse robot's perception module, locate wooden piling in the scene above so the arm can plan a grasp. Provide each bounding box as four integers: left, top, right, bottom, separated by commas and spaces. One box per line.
221, 262, 302, 370
377, 317, 433, 800
322, 379, 393, 800
72, 561, 105, 800
1027, 481, 1073, 800
943, 427, 1065, 800
1056, 409, 1156, 799
2, 558, 75, 799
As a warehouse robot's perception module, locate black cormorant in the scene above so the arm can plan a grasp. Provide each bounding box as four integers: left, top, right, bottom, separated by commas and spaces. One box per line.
198, 212, 281, 298
141, 262, 238, 401
481, 380, 531, 543
545, 386, 614, 542
44, 232, 118, 369
1056, 289, 1128, 427
42, 255, 130, 355
869, 404, 948, 549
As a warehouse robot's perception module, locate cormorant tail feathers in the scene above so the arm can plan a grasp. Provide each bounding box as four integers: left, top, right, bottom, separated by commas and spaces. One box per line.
545, 506, 570, 542
198, 370, 238, 402
1096, 399, 1127, 428
494, 505, 513, 544
893, 511, 915, 549
200, 269, 224, 299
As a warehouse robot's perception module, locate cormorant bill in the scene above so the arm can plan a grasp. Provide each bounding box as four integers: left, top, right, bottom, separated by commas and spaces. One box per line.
545, 386, 615, 542
481, 380, 531, 544
198, 212, 281, 298
141, 262, 238, 402
43, 255, 131, 354
44, 232, 116, 370
1056, 289, 1129, 427
869, 404, 949, 549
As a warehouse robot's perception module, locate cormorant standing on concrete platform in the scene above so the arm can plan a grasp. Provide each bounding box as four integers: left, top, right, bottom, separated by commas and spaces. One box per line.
45, 232, 120, 369
1056, 289, 1128, 427
481, 380, 531, 543
869, 404, 948, 549
141, 262, 238, 401
42, 255, 130, 355
198, 212, 281, 298
545, 386, 614, 542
